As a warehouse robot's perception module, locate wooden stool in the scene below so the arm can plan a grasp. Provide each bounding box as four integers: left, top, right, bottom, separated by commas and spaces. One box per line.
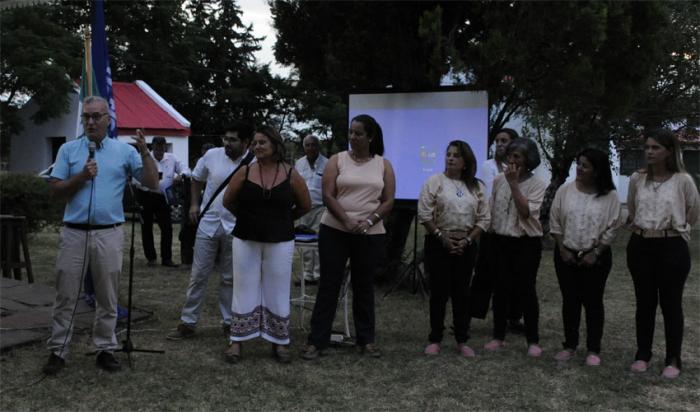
0, 215, 34, 283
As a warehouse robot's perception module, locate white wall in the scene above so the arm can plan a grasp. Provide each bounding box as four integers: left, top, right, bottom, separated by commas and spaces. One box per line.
9, 93, 80, 173
116, 135, 189, 168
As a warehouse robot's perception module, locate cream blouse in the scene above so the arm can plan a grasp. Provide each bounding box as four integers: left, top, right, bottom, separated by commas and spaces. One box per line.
417, 173, 490, 232
549, 182, 623, 251
627, 171, 699, 242
490, 173, 547, 237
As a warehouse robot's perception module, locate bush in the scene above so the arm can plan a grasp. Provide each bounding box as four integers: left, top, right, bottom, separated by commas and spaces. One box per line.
0, 172, 63, 233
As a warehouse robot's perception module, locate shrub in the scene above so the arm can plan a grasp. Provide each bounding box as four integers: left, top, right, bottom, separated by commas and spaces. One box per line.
0, 172, 63, 233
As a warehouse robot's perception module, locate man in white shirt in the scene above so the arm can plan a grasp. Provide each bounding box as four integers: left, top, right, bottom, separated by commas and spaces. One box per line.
137, 136, 190, 267
167, 123, 254, 340
294, 134, 328, 284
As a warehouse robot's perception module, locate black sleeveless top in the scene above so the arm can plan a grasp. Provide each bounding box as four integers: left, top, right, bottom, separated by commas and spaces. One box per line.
232, 163, 295, 242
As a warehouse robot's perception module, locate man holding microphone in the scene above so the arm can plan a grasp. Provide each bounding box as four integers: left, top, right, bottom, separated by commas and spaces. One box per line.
42, 96, 158, 374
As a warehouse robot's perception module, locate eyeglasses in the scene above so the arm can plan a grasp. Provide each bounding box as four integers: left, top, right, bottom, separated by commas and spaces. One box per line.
81, 112, 108, 123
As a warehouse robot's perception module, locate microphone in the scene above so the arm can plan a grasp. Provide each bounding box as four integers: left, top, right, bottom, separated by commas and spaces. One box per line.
88, 141, 97, 160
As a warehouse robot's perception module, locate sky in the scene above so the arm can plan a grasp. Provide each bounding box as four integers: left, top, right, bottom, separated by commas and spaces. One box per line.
238, 0, 290, 76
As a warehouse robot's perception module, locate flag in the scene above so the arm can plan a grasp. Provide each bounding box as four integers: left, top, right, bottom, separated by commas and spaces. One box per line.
90, 0, 117, 138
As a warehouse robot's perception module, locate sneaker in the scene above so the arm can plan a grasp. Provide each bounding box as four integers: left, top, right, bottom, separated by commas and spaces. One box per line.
484, 339, 505, 352
359, 343, 382, 358
630, 360, 650, 373
42, 353, 65, 375
272, 344, 291, 364
424, 343, 441, 356
96, 351, 121, 372
224, 342, 242, 364
661, 365, 680, 379
554, 349, 575, 362
166, 324, 195, 341
458, 344, 476, 358
585, 353, 601, 366
300, 344, 322, 360
527, 344, 543, 358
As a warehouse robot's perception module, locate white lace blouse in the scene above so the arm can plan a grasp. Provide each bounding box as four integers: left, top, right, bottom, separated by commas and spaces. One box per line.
417, 173, 490, 232
490, 173, 547, 237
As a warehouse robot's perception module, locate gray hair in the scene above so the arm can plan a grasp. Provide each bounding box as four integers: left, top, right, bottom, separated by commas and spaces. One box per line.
83, 95, 108, 110
505, 138, 541, 171
303, 134, 320, 145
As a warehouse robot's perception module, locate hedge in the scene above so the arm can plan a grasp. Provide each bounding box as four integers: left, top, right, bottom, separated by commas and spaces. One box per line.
0, 173, 64, 234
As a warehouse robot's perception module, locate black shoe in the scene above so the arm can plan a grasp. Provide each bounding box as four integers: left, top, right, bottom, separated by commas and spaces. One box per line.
162, 260, 179, 268
147, 260, 158, 267
96, 351, 121, 372
42, 353, 65, 375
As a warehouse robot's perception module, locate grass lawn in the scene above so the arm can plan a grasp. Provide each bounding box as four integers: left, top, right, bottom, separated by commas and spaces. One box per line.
1, 223, 698, 411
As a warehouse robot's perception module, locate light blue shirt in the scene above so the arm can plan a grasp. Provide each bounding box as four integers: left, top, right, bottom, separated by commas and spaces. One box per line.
51, 136, 143, 224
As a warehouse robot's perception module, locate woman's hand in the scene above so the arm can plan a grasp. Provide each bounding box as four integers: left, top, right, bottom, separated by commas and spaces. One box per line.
579, 250, 597, 267
504, 162, 522, 186
559, 246, 576, 265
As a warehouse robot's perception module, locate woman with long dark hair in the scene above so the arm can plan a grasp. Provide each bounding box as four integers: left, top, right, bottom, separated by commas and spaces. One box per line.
418, 140, 489, 357
626, 129, 699, 379
301, 114, 396, 360
549, 148, 622, 366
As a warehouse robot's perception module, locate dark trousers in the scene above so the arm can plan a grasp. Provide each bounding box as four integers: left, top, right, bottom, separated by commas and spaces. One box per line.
554, 247, 612, 354
137, 190, 173, 263
627, 234, 690, 368
308, 224, 385, 349
424, 235, 477, 344
491, 234, 542, 343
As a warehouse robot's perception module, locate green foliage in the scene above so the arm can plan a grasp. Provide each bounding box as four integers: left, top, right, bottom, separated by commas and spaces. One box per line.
0, 173, 63, 233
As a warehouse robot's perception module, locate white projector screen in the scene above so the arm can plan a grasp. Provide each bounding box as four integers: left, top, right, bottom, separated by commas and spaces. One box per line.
348, 90, 489, 201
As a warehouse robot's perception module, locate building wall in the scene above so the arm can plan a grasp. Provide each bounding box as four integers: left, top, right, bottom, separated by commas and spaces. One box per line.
116, 134, 189, 169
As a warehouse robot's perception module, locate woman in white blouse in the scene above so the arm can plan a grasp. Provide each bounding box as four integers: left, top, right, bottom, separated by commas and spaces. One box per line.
549, 148, 622, 367
483, 138, 547, 357
418, 141, 490, 357
627, 129, 699, 379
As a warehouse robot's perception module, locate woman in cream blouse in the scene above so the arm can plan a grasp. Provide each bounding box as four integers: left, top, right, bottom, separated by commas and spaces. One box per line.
627, 129, 699, 379
483, 138, 547, 357
418, 141, 490, 357
549, 148, 622, 367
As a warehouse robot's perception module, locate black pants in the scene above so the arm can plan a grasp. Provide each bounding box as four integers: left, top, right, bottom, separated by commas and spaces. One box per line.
491, 234, 542, 343
424, 234, 477, 344
627, 234, 690, 368
137, 190, 173, 263
308, 224, 385, 349
554, 247, 612, 354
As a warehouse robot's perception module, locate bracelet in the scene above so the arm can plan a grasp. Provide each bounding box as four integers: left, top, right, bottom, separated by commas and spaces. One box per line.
434, 229, 442, 238
373, 212, 381, 221
366, 219, 374, 227
466, 237, 473, 245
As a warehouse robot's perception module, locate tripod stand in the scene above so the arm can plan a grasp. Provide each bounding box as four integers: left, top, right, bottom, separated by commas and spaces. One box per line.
114, 181, 165, 366
383, 213, 427, 298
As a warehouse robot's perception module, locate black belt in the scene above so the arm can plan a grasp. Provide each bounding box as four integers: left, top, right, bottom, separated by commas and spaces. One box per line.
64, 223, 122, 231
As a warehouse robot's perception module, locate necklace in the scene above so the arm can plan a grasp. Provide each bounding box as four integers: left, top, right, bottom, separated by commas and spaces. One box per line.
445, 174, 465, 198
349, 150, 370, 163
650, 174, 671, 193
259, 162, 280, 200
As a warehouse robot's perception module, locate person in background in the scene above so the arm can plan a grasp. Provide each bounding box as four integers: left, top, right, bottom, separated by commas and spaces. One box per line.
222, 126, 311, 363
301, 114, 396, 360
42, 96, 158, 375
294, 134, 328, 285
626, 128, 699, 379
483, 138, 547, 357
136, 136, 189, 268
549, 148, 622, 367
166, 123, 254, 340
418, 140, 489, 358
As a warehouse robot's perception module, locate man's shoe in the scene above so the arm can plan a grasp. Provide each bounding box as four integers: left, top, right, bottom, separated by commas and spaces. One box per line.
96, 352, 121, 372
166, 324, 195, 340
42, 353, 65, 375
359, 343, 382, 358
300, 344, 322, 360
162, 260, 179, 268
272, 344, 291, 364
147, 259, 158, 267
224, 342, 242, 364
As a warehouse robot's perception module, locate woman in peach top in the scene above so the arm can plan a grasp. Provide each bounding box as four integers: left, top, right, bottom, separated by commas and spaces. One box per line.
549, 148, 622, 367
627, 129, 699, 379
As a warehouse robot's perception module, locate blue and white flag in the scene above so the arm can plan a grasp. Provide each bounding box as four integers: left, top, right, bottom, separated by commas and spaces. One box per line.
90, 0, 117, 138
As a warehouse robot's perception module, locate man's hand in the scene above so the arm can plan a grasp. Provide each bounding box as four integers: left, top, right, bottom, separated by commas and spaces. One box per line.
189, 205, 200, 225
131, 129, 149, 155
83, 159, 98, 180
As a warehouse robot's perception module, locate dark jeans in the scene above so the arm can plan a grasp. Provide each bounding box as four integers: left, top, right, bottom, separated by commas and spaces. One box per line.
137, 190, 173, 263
554, 246, 612, 354
307, 224, 385, 349
627, 234, 690, 368
424, 234, 477, 344
491, 234, 542, 343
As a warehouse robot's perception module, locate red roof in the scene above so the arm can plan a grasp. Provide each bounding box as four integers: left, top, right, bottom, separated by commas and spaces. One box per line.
113, 82, 190, 137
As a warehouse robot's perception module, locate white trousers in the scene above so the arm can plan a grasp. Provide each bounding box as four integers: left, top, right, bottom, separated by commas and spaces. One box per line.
230, 237, 294, 344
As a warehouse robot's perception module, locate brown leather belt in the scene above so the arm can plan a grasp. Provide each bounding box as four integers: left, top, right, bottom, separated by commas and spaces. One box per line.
633, 228, 680, 238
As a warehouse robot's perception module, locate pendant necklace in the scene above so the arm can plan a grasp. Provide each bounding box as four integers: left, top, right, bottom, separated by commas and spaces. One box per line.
446, 175, 465, 198
259, 162, 280, 200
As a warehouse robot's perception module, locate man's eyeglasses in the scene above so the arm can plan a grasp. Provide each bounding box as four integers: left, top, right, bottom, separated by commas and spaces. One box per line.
81, 112, 108, 123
